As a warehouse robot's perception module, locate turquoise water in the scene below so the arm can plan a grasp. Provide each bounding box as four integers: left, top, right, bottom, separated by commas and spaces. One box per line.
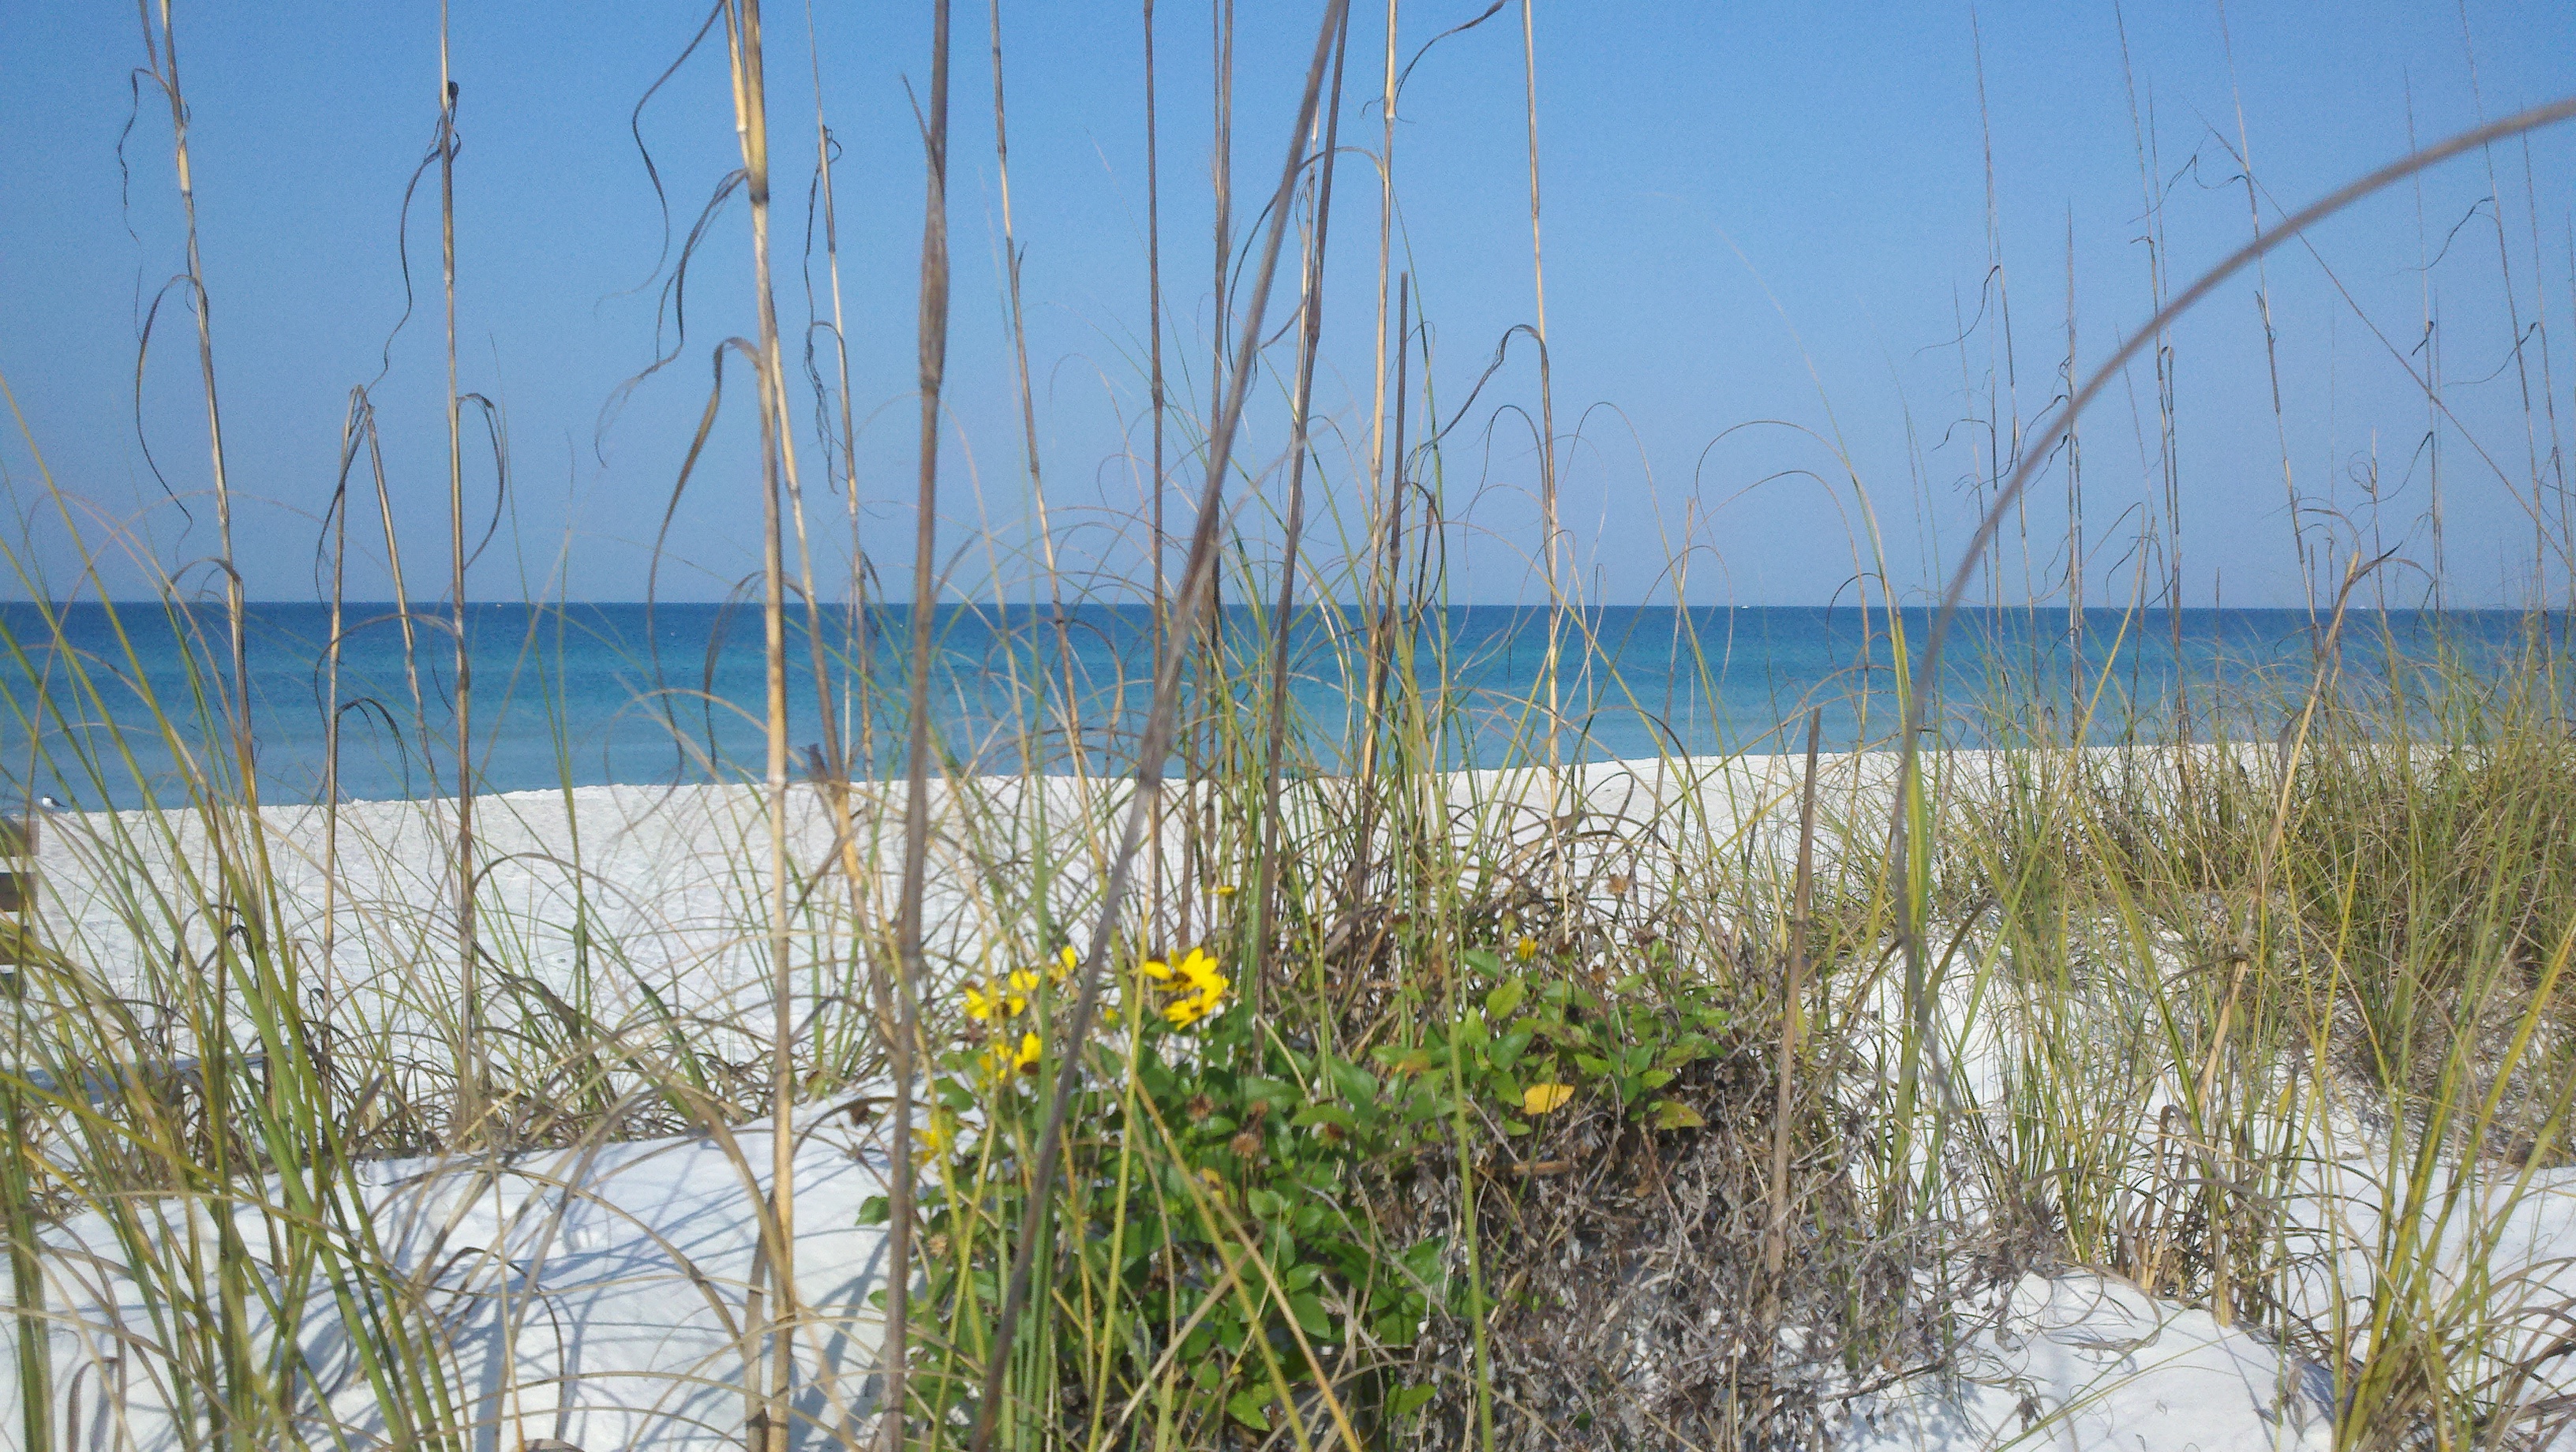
0, 601, 2554, 808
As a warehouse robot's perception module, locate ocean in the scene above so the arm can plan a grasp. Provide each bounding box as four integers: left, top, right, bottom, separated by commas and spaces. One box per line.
0, 601, 2552, 809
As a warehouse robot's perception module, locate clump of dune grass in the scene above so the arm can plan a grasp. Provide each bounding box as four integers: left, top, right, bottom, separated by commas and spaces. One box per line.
1927, 616, 2576, 1446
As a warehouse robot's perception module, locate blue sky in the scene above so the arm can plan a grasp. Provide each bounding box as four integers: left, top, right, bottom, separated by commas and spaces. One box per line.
1, 2, 2570, 608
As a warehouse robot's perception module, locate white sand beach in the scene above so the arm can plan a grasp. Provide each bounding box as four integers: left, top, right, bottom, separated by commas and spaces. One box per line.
8, 749, 2573, 1450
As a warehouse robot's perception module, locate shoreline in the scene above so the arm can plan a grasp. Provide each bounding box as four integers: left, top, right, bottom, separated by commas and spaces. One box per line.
9, 738, 2322, 1038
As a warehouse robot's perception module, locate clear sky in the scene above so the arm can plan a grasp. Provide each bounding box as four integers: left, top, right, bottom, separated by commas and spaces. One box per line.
1, 2, 2570, 608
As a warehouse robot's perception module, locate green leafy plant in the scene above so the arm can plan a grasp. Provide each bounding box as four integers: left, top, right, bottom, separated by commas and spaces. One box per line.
877, 919, 1757, 1443
887, 943, 1461, 1441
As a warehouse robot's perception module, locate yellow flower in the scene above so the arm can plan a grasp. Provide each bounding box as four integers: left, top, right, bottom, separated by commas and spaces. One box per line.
1133, 948, 1230, 1029
1148, 945, 1230, 1029
977, 1030, 1044, 1082
1009, 967, 1042, 997
1522, 1083, 1573, 1114
964, 981, 1029, 1022
1513, 936, 1538, 963
917, 1111, 958, 1163
1212, 883, 1238, 898
1052, 945, 1080, 982
1174, 947, 1228, 996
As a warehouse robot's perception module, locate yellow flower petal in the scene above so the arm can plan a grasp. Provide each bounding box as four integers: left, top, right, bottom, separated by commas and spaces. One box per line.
1522, 1083, 1573, 1114
917, 1113, 958, 1163
963, 988, 997, 1021
1054, 945, 1080, 980
1016, 1031, 1043, 1072
1178, 948, 1226, 993
1140, 957, 1175, 982
1514, 936, 1538, 963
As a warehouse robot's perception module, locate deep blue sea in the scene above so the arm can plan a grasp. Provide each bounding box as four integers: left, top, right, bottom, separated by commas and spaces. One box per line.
0, 602, 2556, 808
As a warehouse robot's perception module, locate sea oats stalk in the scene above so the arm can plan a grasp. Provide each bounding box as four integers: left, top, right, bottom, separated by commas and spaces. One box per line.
799, 0, 884, 1117
1518, 0, 1563, 787
1142, 0, 1170, 935
132, 11, 286, 1443
989, 0, 1083, 771
890, 0, 957, 1440
1253, 1, 1352, 997
715, 2, 807, 1445
807, 11, 872, 778
431, 1, 491, 1150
